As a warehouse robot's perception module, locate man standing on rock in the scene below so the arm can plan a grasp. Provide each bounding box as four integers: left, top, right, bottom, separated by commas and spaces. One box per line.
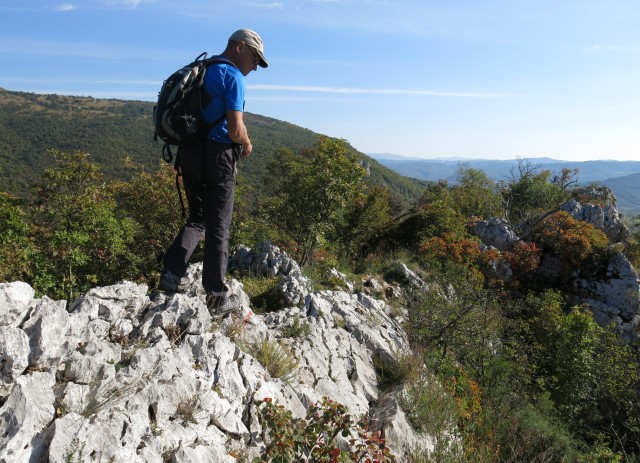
158, 29, 268, 316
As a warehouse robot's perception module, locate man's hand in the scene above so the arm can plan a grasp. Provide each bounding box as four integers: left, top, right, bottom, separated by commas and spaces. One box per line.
242, 142, 253, 158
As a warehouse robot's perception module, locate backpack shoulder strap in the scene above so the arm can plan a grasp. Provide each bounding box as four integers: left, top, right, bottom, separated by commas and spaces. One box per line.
202, 56, 237, 69
199, 56, 238, 131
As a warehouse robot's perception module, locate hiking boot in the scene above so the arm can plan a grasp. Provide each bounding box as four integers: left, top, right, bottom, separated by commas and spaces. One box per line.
206, 292, 241, 318
158, 270, 185, 293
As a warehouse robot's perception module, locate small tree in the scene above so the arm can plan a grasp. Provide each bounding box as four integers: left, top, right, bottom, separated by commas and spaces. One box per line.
260, 137, 365, 266
501, 290, 640, 458
497, 158, 569, 235
390, 181, 467, 250
551, 167, 580, 192
31, 149, 135, 300
406, 271, 501, 369
332, 184, 392, 261
451, 163, 501, 219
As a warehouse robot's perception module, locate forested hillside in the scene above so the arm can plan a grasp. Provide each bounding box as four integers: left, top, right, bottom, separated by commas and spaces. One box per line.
0, 88, 426, 204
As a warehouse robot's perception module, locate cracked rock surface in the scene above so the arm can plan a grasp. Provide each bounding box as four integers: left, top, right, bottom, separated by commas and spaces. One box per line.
0, 248, 432, 462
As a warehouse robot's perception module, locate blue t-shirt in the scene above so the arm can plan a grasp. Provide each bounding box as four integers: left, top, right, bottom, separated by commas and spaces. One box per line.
202, 57, 245, 143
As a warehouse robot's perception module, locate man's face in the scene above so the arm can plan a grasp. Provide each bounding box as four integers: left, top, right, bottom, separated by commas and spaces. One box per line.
240, 43, 259, 76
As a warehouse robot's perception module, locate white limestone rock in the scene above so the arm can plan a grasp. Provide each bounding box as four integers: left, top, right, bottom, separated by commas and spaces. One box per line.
0, 281, 35, 328
573, 252, 640, 339
0, 327, 30, 396
329, 267, 354, 291
396, 263, 429, 290
22, 297, 70, 370
0, 254, 440, 461
474, 217, 520, 251
560, 186, 629, 243
370, 394, 435, 462
69, 280, 149, 322
229, 242, 301, 277
170, 445, 235, 463
276, 271, 312, 307
0, 372, 55, 462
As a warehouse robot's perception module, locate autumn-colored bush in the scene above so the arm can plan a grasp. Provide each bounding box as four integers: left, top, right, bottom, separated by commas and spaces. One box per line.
503, 240, 541, 281
419, 234, 482, 269
254, 397, 395, 463
533, 211, 608, 268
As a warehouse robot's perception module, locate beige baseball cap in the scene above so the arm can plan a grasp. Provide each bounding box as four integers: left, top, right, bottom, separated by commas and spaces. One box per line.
229, 29, 268, 68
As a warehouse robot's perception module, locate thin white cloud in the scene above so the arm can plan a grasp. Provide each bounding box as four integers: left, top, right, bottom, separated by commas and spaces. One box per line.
249, 96, 364, 103
0, 37, 180, 62
104, 0, 148, 8
249, 84, 510, 98
0, 77, 160, 86
584, 45, 640, 53
584, 45, 619, 52
242, 2, 284, 8
57, 3, 77, 11
2, 78, 505, 98
2, 0, 149, 12
42, 90, 157, 99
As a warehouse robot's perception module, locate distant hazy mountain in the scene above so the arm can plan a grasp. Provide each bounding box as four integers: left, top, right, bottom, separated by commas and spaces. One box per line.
369, 153, 565, 163
602, 172, 640, 217
368, 153, 640, 215
368, 153, 423, 161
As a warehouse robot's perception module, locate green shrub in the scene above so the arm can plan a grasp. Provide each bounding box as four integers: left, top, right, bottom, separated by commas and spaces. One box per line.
281, 315, 311, 338
0, 192, 33, 283
496, 401, 581, 463
247, 337, 299, 383
30, 149, 136, 300
374, 349, 418, 391
398, 369, 460, 442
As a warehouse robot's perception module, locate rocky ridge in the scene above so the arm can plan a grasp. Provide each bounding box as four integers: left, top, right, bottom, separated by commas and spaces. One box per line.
474, 187, 640, 340
0, 245, 434, 462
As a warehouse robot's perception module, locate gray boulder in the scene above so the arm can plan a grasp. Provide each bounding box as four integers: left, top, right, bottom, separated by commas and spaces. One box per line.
474, 217, 520, 251
560, 196, 629, 243
229, 242, 300, 277
0, 281, 34, 328
574, 252, 640, 341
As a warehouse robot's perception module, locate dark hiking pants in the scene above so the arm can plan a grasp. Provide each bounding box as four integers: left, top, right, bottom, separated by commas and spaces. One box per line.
162, 140, 237, 293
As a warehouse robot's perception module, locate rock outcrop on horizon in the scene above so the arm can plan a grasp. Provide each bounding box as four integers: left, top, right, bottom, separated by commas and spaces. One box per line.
474, 187, 640, 341
0, 245, 435, 462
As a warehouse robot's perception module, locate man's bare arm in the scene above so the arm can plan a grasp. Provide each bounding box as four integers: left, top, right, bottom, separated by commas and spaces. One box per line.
226, 110, 252, 157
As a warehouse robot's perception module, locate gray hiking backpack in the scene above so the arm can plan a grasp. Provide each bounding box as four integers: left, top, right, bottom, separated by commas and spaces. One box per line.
153, 52, 234, 163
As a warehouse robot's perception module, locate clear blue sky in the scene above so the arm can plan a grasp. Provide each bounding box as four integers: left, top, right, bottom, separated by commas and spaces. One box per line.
1, 0, 639, 161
